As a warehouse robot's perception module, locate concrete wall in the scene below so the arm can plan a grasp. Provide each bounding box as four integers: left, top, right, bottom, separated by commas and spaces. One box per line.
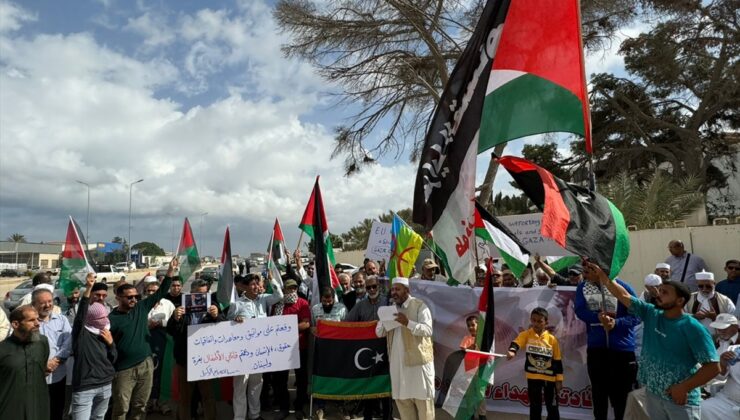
618, 224, 740, 291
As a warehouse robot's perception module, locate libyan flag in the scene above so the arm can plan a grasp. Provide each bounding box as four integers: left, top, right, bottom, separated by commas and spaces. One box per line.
312, 320, 391, 400
442, 253, 498, 420
299, 176, 340, 292
498, 155, 630, 279
58, 216, 95, 296
177, 217, 201, 282
474, 202, 530, 279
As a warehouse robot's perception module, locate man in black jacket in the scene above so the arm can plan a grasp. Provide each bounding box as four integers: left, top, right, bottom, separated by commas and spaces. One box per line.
167, 279, 224, 420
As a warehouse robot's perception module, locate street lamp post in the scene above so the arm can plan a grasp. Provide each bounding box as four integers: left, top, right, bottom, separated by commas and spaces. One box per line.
166, 212, 175, 255
199, 212, 208, 257
128, 179, 144, 267
76, 180, 90, 242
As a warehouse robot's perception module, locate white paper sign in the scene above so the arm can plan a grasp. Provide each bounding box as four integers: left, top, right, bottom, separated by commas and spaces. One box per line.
187, 315, 300, 381
497, 213, 575, 257
377, 305, 400, 330
365, 221, 392, 261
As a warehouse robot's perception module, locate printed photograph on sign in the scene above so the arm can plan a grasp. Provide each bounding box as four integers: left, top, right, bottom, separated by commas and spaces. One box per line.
182, 292, 210, 314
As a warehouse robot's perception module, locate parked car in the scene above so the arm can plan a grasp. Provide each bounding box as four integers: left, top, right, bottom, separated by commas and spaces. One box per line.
199, 266, 220, 282
95, 264, 125, 283
335, 263, 359, 273
4, 279, 33, 311
0, 269, 21, 277
114, 262, 130, 272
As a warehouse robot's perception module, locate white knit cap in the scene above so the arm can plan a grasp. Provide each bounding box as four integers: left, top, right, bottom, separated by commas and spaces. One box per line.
644, 274, 662, 287
695, 270, 714, 281
393, 277, 410, 288
143, 276, 158, 283
655, 263, 670, 270
33, 283, 55, 292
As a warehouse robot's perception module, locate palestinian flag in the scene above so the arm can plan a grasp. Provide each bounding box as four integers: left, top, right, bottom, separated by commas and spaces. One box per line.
413, 0, 511, 285
265, 223, 284, 293
176, 218, 201, 282
442, 257, 497, 419
388, 214, 423, 280
479, 0, 592, 153
216, 227, 235, 309
271, 218, 289, 270
299, 176, 340, 292
58, 216, 95, 296
547, 255, 581, 273
312, 320, 391, 400
474, 202, 530, 278
498, 156, 629, 278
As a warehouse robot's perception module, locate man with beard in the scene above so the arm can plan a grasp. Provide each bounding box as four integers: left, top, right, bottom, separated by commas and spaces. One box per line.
33, 287, 73, 420
654, 263, 671, 282
575, 261, 640, 420
587, 260, 720, 420
342, 271, 367, 312
684, 271, 735, 332
64, 287, 81, 324
345, 276, 391, 420
376, 278, 435, 420
0, 305, 50, 420
89, 282, 115, 313
109, 258, 174, 420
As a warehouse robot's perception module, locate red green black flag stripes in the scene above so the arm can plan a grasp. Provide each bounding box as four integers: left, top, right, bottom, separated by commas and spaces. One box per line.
479, 0, 592, 153
59, 216, 95, 296
312, 320, 391, 400
299, 176, 340, 292
217, 227, 235, 308
177, 217, 201, 282
474, 202, 530, 279
497, 156, 629, 278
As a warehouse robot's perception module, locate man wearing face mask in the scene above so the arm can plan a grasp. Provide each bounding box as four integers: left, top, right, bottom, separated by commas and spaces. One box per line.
684, 270, 736, 332
310, 287, 347, 420
375, 277, 435, 420
0, 305, 50, 420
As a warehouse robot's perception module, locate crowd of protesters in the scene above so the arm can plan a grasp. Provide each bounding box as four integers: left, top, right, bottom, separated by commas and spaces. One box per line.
1, 239, 738, 420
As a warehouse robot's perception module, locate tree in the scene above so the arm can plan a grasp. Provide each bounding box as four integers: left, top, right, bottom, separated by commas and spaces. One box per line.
577, 0, 738, 191
307, 232, 344, 252
600, 170, 704, 229
131, 242, 166, 257
7, 233, 25, 243
340, 208, 427, 251
275, 0, 641, 203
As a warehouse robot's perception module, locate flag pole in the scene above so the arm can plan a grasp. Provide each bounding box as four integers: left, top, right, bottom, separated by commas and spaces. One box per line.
266, 229, 275, 281
295, 230, 305, 254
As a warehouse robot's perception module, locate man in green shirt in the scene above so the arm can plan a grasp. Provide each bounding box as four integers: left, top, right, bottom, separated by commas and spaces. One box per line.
585, 259, 720, 420
0, 305, 50, 420
109, 259, 175, 420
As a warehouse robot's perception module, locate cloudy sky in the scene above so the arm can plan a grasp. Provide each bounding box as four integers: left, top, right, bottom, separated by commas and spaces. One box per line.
0, 0, 634, 256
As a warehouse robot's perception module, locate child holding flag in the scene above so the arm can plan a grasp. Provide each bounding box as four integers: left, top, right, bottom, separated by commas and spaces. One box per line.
459, 315, 487, 420
507, 307, 563, 420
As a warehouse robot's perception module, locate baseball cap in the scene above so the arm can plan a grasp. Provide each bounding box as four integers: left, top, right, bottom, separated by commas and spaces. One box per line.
709, 313, 738, 330
422, 258, 438, 269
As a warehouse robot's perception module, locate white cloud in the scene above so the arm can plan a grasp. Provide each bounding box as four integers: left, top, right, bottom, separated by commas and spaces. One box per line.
124, 12, 175, 48
0, 2, 36, 33
0, 20, 414, 254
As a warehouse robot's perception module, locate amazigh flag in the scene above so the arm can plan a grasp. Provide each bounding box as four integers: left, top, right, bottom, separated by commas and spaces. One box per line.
176, 218, 201, 282
299, 176, 340, 292
265, 222, 284, 293
413, 0, 511, 285
479, 0, 592, 153
271, 218, 289, 270
217, 227, 235, 308
498, 156, 629, 278
474, 202, 530, 278
442, 257, 497, 419
388, 214, 423, 280
312, 320, 391, 400
58, 216, 95, 296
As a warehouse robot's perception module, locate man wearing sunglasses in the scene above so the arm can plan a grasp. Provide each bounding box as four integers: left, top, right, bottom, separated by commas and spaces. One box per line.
108, 258, 175, 420
716, 259, 740, 305
684, 270, 736, 332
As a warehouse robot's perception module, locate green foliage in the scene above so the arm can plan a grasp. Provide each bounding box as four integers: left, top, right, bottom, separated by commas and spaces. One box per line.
339, 208, 425, 251
7, 233, 25, 243
307, 232, 344, 252
131, 241, 166, 256
600, 170, 704, 229
491, 192, 535, 216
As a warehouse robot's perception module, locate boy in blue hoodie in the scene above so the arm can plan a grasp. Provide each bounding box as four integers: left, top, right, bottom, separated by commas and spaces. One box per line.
575, 261, 640, 420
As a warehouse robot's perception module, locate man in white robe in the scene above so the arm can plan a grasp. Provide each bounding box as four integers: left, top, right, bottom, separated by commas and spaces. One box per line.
376, 277, 435, 420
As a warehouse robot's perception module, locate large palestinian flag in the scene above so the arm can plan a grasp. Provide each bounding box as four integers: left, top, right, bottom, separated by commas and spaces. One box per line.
474, 202, 530, 278
216, 227, 235, 309
271, 218, 288, 270
312, 320, 391, 400
299, 176, 340, 292
498, 156, 629, 278
265, 220, 284, 293
388, 214, 423, 280
479, 0, 592, 153
413, 0, 511, 285
176, 218, 201, 282
442, 257, 498, 420
58, 216, 95, 296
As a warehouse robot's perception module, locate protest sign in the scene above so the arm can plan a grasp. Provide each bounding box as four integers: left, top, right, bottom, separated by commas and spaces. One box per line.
365, 221, 392, 261
497, 213, 575, 257
410, 281, 592, 419
187, 314, 300, 381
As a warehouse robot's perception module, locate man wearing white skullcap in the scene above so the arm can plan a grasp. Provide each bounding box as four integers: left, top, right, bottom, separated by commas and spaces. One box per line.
376, 278, 435, 419
635, 274, 666, 362
684, 270, 736, 332
654, 263, 671, 282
